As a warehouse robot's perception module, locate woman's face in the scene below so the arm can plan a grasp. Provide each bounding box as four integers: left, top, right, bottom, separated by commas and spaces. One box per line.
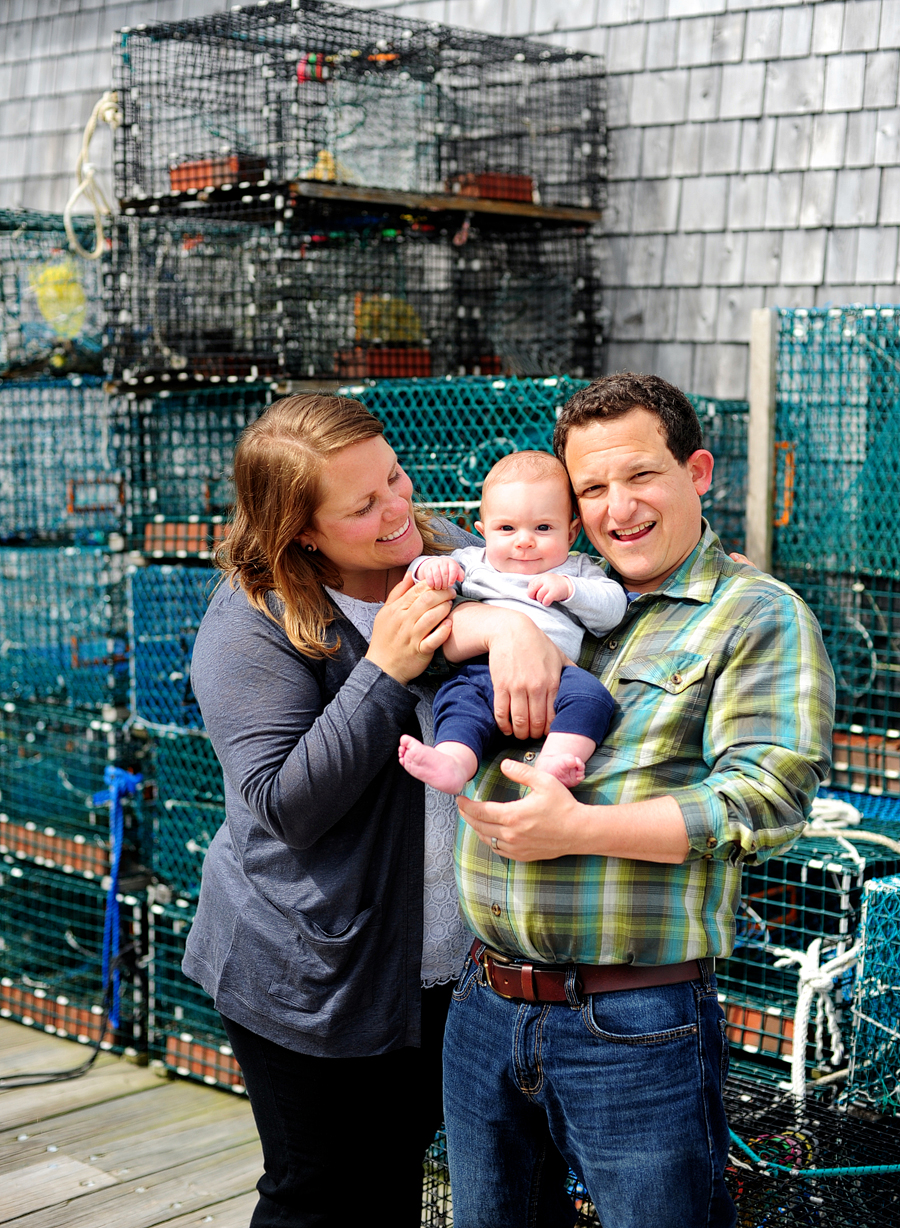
300, 435, 423, 590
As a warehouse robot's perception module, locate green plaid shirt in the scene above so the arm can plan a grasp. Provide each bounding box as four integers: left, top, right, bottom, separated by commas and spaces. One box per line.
455, 524, 835, 966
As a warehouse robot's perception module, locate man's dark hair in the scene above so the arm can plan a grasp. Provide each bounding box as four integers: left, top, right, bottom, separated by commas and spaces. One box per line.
553, 373, 703, 465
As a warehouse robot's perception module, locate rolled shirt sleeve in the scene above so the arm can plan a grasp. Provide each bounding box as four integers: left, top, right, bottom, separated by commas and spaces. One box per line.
673, 587, 835, 866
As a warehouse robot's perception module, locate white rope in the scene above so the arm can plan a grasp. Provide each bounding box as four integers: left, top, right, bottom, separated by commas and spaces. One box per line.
63, 91, 123, 261
803, 797, 900, 859
769, 936, 862, 1100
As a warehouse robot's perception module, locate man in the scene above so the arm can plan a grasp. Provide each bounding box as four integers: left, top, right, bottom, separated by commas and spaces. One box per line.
442, 373, 834, 1228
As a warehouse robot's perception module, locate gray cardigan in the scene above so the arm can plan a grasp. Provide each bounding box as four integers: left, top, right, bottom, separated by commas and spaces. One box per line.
183, 521, 477, 1057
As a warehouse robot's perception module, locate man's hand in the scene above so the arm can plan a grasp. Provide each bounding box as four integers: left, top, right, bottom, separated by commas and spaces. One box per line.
457, 759, 690, 863
457, 759, 584, 860
415, 557, 466, 589
527, 572, 575, 607
443, 606, 568, 738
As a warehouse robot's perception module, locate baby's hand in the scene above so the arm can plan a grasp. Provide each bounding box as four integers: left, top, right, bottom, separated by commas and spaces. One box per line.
527, 572, 575, 606
415, 557, 466, 589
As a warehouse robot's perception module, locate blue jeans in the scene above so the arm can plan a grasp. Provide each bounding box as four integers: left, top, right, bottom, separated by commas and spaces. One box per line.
443, 953, 736, 1228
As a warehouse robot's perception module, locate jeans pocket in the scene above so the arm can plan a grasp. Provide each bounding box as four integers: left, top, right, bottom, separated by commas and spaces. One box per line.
582, 980, 701, 1045
451, 953, 481, 1002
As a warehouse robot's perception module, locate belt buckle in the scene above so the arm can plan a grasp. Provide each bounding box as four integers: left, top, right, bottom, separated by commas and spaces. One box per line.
481, 947, 522, 1000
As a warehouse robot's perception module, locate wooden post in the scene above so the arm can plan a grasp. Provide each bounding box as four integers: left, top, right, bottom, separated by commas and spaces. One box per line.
745, 308, 777, 571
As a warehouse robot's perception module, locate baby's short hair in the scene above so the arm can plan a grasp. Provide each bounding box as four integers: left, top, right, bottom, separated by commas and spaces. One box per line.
480, 450, 574, 513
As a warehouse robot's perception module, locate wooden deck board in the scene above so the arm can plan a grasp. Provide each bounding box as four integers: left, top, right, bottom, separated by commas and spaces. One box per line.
0, 1022, 260, 1228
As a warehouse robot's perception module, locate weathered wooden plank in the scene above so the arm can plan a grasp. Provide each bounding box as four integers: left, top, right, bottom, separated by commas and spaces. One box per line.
0, 1155, 118, 1218
152, 1191, 258, 1228
0, 1060, 162, 1134
5, 1140, 262, 1228
0, 1083, 253, 1177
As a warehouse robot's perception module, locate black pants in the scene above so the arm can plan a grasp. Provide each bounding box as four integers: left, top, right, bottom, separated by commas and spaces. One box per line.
221, 983, 452, 1227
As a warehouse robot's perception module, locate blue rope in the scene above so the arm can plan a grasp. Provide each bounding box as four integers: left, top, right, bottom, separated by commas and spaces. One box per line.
729, 1129, 900, 1177
92, 766, 142, 1033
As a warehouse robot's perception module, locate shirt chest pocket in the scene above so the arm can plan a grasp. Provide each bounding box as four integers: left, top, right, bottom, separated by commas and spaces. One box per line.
604, 651, 713, 769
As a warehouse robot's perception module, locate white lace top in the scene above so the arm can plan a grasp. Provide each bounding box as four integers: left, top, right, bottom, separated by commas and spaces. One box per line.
325, 588, 469, 988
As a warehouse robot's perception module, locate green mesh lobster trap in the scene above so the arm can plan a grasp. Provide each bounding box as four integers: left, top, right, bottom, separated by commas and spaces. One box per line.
849, 874, 900, 1116
145, 728, 225, 901
0, 378, 126, 546
0, 546, 129, 710
774, 307, 900, 798
0, 700, 146, 881
718, 789, 900, 1085
0, 862, 145, 1052
130, 563, 217, 731
122, 384, 273, 556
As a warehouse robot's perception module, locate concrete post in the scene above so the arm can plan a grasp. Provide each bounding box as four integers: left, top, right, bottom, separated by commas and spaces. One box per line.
745, 308, 778, 571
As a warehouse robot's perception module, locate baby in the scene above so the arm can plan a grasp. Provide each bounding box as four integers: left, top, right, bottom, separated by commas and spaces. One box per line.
398, 451, 627, 794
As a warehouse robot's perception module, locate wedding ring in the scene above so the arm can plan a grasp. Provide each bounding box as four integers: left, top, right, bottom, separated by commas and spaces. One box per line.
491, 836, 499, 851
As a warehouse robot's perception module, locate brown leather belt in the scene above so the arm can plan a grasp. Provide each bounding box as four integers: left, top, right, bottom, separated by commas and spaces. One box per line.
472, 941, 707, 1004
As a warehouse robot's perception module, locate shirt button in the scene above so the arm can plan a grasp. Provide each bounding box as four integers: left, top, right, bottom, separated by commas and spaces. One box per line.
524, 751, 537, 763
607, 640, 618, 650
702, 853, 713, 861
671, 673, 682, 685
706, 836, 717, 848
491, 904, 502, 917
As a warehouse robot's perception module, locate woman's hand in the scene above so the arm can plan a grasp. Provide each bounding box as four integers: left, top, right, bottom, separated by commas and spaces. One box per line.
445, 605, 568, 738
366, 573, 454, 685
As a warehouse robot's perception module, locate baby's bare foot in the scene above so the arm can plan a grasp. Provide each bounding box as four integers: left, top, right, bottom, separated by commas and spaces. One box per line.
534, 752, 586, 789
399, 735, 471, 794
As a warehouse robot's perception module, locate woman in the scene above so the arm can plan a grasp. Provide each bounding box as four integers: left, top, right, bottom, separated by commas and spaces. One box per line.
183, 394, 563, 1227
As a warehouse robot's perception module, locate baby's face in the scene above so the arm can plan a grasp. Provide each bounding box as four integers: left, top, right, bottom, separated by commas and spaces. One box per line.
477, 478, 579, 574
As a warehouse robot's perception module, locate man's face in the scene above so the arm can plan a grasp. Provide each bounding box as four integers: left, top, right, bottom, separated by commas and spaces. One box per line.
563, 408, 713, 593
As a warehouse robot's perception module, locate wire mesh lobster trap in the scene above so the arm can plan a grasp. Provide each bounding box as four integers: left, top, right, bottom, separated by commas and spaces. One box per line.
723, 1073, 900, 1226
848, 874, 900, 1116
147, 898, 236, 1080
123, 384, 273, 555
130, 564, 217, 731
0, 378, 126, 546
0, 546, 129, 710
718, 789, 900, 1083
145, 728, 225, 900
691, 396, 748, 558
113, 1, 606, 209
0, 701, 145, 880
0, 211, 104, 380
774, 307, 900, 798
0, 862, 145, 1052
107, 208, 598, 383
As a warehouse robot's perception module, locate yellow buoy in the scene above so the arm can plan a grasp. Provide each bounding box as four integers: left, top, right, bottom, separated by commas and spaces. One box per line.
29, 259, 87, 339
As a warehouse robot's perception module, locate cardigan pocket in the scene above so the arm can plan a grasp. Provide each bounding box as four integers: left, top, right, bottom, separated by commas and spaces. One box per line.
268, 901, 383, 1013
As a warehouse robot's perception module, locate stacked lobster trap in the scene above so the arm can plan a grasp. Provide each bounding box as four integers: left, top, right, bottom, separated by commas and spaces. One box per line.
106, 0, 606, 385
0, 350, 145, 1051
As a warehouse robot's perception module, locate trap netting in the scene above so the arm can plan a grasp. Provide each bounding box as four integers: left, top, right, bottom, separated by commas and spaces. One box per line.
114, 2, 605, 208
0, 862, 145, 1051
0, 378, 126, 546
345, 376, 588, 524
775, 307, 900, 797
691, 396, 748, 558
130, 564, 217, 731
107, 210, 597, 382
146, 728, 225, 901
0, 701, 145, 881
0, 210, 104, 379
0, 546, 129, 710
123, 384, 273, 555
723, 1073, 900, 1226
849, 874, 900, 1116
718, 788, 900, 1084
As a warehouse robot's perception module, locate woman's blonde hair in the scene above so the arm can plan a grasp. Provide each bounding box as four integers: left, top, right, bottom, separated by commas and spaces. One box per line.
221, 393, 446, 657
